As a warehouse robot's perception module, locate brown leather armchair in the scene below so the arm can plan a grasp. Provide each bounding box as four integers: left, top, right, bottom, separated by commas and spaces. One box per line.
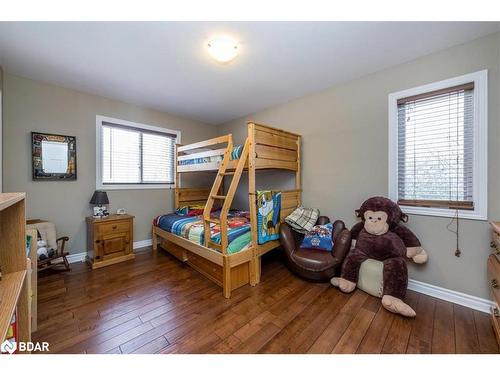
279, 216, 351, 282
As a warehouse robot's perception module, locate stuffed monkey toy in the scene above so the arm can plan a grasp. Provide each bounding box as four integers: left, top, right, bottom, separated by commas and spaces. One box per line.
332, 197, 428, 317
350, 210, 428, 264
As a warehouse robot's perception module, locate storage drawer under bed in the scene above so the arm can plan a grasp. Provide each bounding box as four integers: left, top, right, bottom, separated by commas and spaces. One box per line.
187, 252, 223, 286
159, 238, 223, 285
157, 236, 251, 294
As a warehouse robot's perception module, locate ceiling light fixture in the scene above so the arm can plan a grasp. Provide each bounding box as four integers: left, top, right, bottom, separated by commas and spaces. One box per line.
207, 38, 239, 63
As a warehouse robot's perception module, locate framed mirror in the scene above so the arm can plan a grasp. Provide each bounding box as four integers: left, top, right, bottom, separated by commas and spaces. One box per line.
32, 132, 77, 181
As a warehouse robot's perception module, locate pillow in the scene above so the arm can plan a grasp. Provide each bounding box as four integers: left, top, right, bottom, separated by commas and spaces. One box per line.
299, 223, 333, 251
285, 206, 320, 234
175, 204, 206, 216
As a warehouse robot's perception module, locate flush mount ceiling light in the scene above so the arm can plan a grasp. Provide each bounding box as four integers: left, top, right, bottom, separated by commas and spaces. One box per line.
207, 38, 239, 63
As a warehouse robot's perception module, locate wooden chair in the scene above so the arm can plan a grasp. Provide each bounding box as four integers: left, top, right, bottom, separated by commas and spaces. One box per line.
26, 219, 71, 272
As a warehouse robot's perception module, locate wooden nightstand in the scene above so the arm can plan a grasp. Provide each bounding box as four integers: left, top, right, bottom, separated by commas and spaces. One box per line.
86, 214, 135, 269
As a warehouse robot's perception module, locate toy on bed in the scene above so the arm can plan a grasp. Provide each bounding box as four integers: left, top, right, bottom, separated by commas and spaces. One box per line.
331, 196, 427, 317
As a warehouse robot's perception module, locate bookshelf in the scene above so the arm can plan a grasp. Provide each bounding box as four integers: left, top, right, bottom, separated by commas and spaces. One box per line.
26, 228, 38, 332
0, 192, 30, 353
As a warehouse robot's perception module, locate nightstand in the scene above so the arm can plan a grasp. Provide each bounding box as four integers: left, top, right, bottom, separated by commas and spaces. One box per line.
86, 214, 135, 269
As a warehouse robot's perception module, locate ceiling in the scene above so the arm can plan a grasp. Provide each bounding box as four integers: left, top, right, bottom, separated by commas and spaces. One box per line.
0, 22, 498, 125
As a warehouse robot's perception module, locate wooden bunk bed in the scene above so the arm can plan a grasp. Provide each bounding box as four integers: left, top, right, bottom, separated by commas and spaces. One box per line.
152, 122, 301, 298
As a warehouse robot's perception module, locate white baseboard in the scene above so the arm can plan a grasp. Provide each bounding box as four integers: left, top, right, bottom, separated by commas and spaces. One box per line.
133, 239, 153, 249
408, 278, 494, 314
66, 239, 153, 264
66, 252, 87, 263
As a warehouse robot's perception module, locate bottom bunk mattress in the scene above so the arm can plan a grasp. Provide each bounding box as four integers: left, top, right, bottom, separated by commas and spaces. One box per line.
153, 209, 251, 254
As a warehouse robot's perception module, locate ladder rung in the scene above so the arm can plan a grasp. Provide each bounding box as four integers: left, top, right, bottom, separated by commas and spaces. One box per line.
212, 195, 226, 200
219, 171, 235, 176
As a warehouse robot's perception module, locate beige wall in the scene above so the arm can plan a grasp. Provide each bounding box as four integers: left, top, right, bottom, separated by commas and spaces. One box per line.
218, 32, 500, 300
3, 74, 218, 254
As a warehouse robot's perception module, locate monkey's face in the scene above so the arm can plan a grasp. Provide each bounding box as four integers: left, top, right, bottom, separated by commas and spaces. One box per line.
363, 210, 389, 236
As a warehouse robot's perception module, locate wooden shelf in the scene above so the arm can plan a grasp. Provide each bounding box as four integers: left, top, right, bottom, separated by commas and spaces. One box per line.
0, 193, 26, 212
0, 192, 30, 350
0, 270, 26, 341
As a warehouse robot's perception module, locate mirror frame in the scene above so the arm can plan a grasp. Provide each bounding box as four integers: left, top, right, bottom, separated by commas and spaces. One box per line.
32, 132, 77, 181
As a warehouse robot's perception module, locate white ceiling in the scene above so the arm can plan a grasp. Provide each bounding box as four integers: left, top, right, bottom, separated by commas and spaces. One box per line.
0, 22, 498, 125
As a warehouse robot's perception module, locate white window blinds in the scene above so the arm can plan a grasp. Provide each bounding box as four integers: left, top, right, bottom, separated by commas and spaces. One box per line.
101, 122, 176, 185
397, 82, 474, 209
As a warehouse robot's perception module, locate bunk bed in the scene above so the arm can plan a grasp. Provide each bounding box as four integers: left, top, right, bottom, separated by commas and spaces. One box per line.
152, 122, 301, 298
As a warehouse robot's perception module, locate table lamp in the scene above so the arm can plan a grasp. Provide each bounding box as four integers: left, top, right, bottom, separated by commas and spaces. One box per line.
90, 190, 109, 218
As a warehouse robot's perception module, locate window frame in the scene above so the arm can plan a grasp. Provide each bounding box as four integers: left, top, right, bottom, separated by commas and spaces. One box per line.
388, 70, 488, 220
96, 115, 181, 190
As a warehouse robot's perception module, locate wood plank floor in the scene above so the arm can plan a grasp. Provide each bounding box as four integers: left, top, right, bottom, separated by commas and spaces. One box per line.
33, 249, 499, 354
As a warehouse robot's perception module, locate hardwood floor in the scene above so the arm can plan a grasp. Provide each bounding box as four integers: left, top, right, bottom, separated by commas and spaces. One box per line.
33, 248, 499, 354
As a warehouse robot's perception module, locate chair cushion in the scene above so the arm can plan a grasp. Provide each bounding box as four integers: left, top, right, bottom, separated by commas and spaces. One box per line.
300, 223, 333, 251
291, 248, 337, 272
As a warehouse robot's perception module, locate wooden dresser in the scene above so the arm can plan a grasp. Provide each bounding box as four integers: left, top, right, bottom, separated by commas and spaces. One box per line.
86, 214, 135, 269
488, 221, 500, 346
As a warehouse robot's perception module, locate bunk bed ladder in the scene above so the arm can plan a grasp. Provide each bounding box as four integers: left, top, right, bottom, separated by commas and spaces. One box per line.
202, 135, 233, 250
203, 138, 250, 253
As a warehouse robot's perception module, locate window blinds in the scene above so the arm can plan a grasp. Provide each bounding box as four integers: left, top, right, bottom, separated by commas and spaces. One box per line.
397, 83, 474, 209
102, 122, 176, 185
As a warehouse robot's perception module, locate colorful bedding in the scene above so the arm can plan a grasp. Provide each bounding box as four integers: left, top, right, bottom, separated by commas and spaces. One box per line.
179, 145, 243, 166
154, 209, 251, 254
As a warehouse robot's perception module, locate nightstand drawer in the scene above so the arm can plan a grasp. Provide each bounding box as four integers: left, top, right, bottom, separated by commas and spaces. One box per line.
97, 220, 130, 235
487, 254, 500, 304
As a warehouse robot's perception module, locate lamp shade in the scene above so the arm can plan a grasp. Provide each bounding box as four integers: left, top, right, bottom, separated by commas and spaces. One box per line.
89, 190, 109, 205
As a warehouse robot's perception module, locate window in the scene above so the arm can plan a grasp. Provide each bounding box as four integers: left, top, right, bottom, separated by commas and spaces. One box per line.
96, 116, 180, 190
388, 70, 487, 220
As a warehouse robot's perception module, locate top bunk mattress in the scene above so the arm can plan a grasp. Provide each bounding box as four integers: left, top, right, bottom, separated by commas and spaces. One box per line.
178, 144, 243, 166
153, 209, 251, 254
